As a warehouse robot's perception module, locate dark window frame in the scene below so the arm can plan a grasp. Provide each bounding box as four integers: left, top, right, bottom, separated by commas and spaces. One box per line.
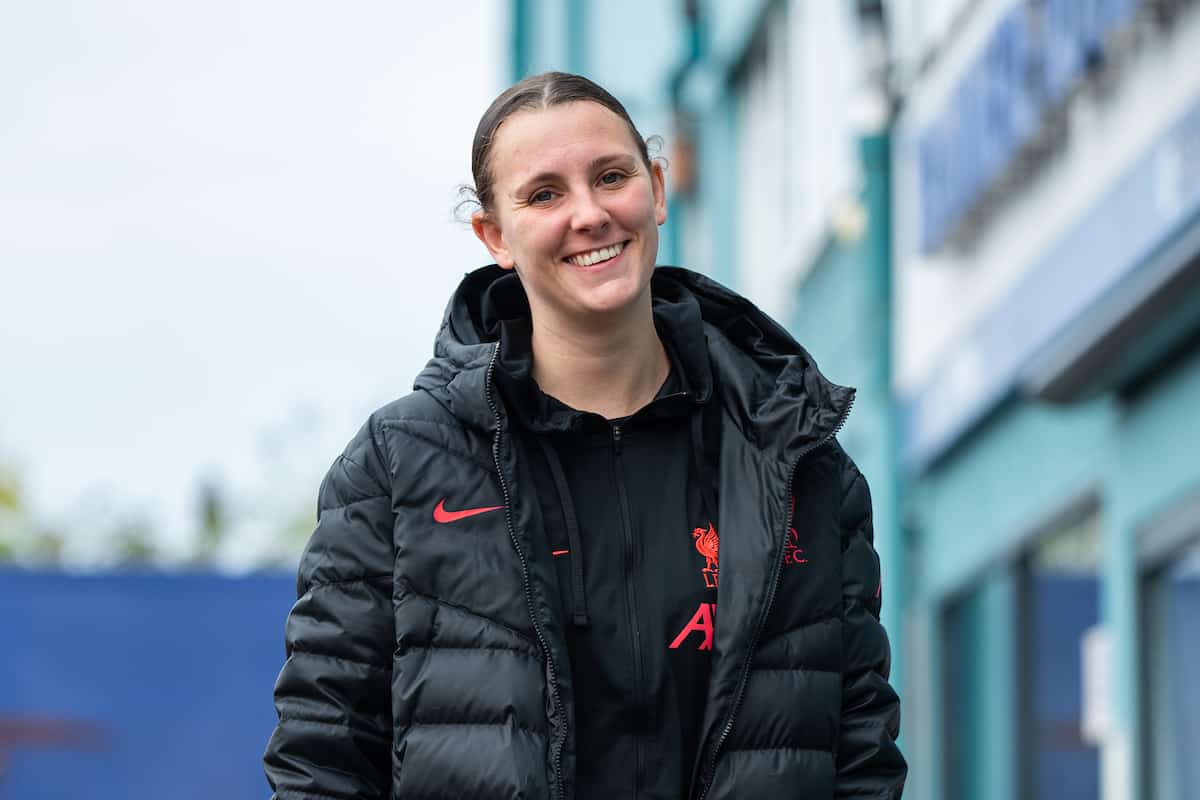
1136, 483, 1200, 800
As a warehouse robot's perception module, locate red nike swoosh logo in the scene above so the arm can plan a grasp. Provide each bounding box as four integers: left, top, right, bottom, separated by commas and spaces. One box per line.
433, 498, 504, 524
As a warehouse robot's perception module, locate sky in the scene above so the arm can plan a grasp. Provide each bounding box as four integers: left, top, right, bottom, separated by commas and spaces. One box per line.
0, 1, 504, 567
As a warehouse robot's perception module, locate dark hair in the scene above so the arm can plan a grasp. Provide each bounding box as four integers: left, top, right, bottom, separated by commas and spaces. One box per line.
468, 72, 652, 215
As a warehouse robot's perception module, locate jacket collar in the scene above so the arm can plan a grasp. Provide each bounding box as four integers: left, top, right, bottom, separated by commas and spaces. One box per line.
413, 264, 854, 456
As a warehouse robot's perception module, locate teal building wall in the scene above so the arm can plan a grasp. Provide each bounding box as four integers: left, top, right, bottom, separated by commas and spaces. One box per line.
782, 134, 904, 681
903, 131, 1200, 800
907, 341, 1200, 800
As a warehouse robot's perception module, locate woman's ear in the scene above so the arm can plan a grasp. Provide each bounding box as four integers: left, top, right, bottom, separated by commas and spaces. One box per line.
472, 211, 516, 269
651, 161, 667, 226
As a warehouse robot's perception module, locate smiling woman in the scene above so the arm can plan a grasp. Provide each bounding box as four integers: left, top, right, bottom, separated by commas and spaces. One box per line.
264, 72, 906, 800
470, 97, 669, 418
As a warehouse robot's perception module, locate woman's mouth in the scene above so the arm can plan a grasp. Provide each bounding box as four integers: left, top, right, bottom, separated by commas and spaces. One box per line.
564, 240, 628, 267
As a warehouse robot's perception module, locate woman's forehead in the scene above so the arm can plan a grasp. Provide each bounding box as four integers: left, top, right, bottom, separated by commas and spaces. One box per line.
490, 102, 641, 182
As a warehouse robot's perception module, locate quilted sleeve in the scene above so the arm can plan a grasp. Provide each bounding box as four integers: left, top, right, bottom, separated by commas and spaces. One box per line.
834, 456, 907, 799
264, 419, 395, 799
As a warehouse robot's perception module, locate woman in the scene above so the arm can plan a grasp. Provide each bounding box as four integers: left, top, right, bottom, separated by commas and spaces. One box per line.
264, 72, 905, 799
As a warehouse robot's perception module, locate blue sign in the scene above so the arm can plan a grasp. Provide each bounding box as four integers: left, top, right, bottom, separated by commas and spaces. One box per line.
903, 89, 1200, 471
919, 0, 1140, 253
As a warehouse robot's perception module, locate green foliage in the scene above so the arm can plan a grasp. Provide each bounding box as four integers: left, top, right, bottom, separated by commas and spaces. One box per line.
0, 410, 325, 569
0, 463, 30, 563
0, 472, 20, 513
110, 516, 157, 565
29, 528, 64, 562
190, 480, 228, 566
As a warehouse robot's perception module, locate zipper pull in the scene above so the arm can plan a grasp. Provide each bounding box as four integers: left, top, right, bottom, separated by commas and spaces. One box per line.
612, 423, 623, 454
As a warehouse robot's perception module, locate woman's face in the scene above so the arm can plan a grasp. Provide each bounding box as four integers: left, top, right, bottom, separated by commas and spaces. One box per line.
473, 101, 667, 330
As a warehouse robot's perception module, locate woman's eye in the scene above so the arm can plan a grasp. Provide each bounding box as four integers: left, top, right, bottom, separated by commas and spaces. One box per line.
531, 189, 555, 204
600, 171, 625, 186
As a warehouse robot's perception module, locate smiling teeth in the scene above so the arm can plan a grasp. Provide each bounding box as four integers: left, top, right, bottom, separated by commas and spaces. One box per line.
567, 242, 624, 266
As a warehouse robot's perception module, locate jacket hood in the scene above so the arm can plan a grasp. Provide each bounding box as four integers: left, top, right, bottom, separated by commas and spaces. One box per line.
414, 264, 854, 460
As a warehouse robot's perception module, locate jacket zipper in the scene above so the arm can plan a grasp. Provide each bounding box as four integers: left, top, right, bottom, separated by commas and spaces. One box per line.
693, 393, 855, 800
484, 343, 568, 800
611, 421, 645, 797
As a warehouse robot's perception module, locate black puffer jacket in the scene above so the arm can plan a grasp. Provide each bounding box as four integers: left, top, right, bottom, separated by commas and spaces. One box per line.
264, 265, 906, 799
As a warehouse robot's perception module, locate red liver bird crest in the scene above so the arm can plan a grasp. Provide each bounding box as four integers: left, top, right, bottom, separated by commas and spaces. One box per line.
692, 523, 719, 588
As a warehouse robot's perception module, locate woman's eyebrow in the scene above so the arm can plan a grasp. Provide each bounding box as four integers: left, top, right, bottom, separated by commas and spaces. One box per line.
512, 154, 638, 195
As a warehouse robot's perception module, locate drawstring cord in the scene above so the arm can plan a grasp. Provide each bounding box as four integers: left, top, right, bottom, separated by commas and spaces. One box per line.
690, 406, 719, 531
535, 436, 591, 627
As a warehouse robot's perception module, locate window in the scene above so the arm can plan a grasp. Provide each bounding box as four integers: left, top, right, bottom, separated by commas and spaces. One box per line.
942, 582, 991, 800
1143, 537, 1200, 800
941, 565, 1020, 800
1021, 509, 1103, 800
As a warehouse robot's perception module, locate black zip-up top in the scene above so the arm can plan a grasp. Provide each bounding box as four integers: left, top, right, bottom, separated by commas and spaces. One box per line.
486, 272, 722, 798
264, 265, 907, 799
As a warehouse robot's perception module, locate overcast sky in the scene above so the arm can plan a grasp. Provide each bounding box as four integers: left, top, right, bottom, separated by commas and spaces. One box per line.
0, 1, 504, 566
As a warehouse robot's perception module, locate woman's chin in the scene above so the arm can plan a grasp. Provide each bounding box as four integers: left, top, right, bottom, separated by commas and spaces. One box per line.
569, 275, 652, 318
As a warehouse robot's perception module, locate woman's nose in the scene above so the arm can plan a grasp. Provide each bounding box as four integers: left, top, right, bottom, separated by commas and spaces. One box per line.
569, 190, 610, 231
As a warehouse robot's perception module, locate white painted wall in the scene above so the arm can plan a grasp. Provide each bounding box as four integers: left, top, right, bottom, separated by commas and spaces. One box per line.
891, 1, 1200, 394
733, 0, 863, 322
